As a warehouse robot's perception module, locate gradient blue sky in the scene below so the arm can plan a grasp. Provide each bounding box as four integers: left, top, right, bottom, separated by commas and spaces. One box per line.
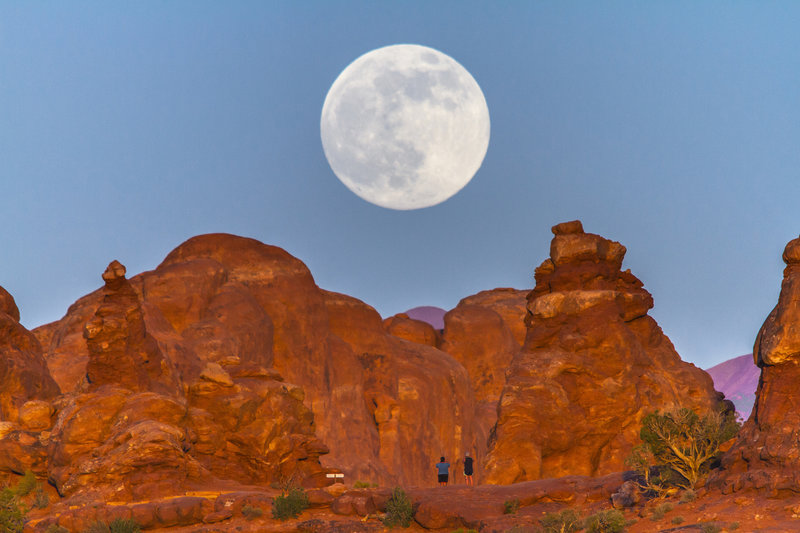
2, 2, 798, 369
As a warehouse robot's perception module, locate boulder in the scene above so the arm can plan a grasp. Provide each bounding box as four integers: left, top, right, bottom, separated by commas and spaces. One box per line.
383, 313, 439, 347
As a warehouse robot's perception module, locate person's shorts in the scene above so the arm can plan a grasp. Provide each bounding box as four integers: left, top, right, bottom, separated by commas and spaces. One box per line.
464, 469, 473, 477
438, 474, 448, 483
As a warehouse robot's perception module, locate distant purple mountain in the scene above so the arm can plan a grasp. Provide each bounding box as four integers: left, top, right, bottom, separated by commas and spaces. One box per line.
404, 306, 446, 330
705, 354, 759, 419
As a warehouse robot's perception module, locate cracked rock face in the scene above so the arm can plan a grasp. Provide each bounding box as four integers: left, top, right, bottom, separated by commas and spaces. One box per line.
712, 235, 800, 495
483, 221, 723, 484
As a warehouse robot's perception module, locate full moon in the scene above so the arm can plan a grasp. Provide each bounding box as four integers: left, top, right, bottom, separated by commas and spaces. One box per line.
320, 44, 490, 210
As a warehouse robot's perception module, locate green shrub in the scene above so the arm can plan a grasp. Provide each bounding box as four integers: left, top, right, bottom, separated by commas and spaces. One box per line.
83, 518, 142, 533
539, 508, 582, 533
14, 470, 37, 497
650, 502, 674, 520
353, 480, 377, 489
33, 486, 49, 509
242, 503, 264, 520
584, 509, 627, 533
680, 488, 697, 503
383, 486, 414, 528
109, 519, 141, 533
503, 498, 520, 515
671, 516, 684, 525
272, 487, 309, 520
83, 522, 111, 533
0, 488, 25, 533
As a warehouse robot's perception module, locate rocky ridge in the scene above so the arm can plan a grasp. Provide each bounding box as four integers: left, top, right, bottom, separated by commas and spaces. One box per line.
484, 221, 726, 484
0, 223, 750, 531
712, 235, 800, 495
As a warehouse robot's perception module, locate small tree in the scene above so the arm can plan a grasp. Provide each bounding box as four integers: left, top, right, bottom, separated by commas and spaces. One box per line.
629, 407, 739, 493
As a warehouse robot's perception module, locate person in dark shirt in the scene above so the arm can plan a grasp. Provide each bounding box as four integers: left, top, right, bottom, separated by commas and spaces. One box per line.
463, 452, 474, 486
435, 456, 450, 486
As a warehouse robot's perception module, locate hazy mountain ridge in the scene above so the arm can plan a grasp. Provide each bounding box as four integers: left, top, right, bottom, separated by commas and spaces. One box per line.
705, 353, 758, 418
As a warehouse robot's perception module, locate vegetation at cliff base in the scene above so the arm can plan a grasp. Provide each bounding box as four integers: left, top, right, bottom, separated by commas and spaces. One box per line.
539, 508, 582, 532
0, 469, 53, 533
583, 509, 627, 533
272, 486, 310, 520
503, 498, 520, 514
82, 518, 142, 533
628, 406, 740, 495
383, 486, 414, 528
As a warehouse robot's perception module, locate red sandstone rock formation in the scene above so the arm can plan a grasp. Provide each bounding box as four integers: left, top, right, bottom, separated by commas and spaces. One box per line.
712, 235, 800, 495
0, 286, 60, 424
439, 288, 528, 463
21, 251, 329, 500
483, 221, 724, 484
325, 290, 479, 486
34, 234, 480, 490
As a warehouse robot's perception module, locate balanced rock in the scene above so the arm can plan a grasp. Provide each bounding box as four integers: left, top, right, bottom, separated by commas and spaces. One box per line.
712, 235, 800, 494
84, 261, 179, 394
483, 221, 724, 484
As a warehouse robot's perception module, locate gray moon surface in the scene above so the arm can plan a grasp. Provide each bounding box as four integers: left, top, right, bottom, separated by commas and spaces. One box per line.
320, 44, 491, 210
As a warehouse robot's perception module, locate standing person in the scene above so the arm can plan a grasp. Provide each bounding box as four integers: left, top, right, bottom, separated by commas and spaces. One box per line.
463, 452, 474, 486
435, 456, 450, 486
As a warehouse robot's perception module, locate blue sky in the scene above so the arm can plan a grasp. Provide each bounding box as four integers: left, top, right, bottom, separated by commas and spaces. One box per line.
1, 2, 798, 369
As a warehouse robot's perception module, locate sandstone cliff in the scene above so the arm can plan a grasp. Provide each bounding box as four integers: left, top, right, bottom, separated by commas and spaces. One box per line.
483, 221, 724, 484
32, 234, 479, 490
712, 235, 800, 495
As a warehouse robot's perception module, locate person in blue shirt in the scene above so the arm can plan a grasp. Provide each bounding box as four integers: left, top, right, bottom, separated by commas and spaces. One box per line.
435, 456, 450, 486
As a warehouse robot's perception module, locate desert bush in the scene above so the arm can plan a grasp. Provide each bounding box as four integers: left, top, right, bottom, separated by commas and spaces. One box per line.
242, 503, 264, 520
671, 516, 684, 524
583, 509, 627, 533
353, 480, 377, 489
539, 508, 582, 533
679, 488, 697, 503
14, 471, 37, 497
650, 502, 674, 521
503, 498, 520, 515
0, 488, 25, 533
109, 519, 141, 533
83, 519, 141, 533
729, 522, 740, 530
383, 486, 414, 528
45, 526, 70, 533
83, 522, 111, 533
272, 487, 310, 520
628, 407, 739, 494
33, 486, 49, 509
700, 524, 722, 533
